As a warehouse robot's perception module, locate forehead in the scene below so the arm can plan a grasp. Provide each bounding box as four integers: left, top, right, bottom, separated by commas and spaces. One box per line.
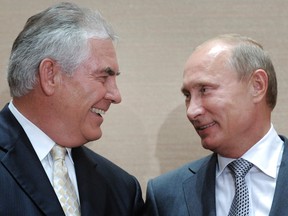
185, 40, 230, 69
87, 38, 118, 70
183, 41, 236, 87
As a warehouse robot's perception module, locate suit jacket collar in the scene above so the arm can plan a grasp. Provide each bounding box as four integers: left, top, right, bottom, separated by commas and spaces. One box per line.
1, 104, 135, 216
183, 154, 217, 216
0, 105, 65, 215
72, 147, 109, 216
182, 135, 288, 216
269, 135, 288, 215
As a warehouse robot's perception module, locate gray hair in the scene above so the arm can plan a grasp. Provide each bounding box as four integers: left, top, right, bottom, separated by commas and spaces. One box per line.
8, 2, 117, 97
213, 34, 277, 110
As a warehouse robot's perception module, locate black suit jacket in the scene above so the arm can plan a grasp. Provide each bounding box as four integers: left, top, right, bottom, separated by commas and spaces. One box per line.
0, 104, 144, 215
145, 135, 288, 216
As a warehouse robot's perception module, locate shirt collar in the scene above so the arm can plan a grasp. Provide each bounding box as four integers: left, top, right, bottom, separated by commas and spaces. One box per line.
217, 124, 284, 178
8, 101, 74, 163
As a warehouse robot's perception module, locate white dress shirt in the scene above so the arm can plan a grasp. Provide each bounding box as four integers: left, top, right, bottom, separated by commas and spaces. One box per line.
8, 101, 80, 200
216, 125, 284, 216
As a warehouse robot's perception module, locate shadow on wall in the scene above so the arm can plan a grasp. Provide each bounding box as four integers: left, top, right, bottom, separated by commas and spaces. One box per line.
88, 103, 150, 180
156, 104, 210, 174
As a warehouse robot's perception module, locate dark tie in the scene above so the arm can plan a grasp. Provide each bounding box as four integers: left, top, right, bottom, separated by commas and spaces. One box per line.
228, 158, 253, 216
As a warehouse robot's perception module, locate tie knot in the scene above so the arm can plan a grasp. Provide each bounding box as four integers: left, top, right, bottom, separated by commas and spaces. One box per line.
51, 144, 67, 161
228, 158, 253, 178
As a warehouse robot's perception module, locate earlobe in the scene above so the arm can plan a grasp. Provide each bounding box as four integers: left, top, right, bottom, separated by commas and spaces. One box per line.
38, 58, 60, 96
250, 69, 268, 102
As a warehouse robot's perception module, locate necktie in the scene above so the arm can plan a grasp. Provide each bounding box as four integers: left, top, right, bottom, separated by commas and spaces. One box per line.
228, 158, 253, 216
51, 145, 80, 216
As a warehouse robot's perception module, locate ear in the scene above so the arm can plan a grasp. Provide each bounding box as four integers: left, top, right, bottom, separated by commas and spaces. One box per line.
249, 69, 268, 103
38, 58, 61, 96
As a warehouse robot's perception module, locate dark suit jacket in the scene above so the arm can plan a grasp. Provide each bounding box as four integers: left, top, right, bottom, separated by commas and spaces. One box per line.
145, 135, 288, 216
0, 104, 144, 216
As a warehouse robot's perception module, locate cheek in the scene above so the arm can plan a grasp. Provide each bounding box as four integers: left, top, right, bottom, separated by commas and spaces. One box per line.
204, 97, 226, 113
73, 83, 103, 103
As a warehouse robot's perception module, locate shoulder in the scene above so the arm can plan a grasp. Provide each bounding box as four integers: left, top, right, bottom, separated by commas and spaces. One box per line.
0, 104, 26, 151
145, 154, 215, 215
73, 146, 138, 185
78, 146, 128, 172
74, 146, 127, 171
149, 154, 214, 189
73, 146, 144, 214
280, 135, 288, 144
0, 104, 14, 124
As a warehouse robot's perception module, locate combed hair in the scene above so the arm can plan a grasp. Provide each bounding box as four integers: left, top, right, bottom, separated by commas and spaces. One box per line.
214, 34, 277, 110
8, 2, 117, 97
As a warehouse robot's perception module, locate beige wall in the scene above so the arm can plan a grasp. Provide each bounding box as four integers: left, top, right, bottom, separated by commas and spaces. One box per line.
1, 0, 287, 194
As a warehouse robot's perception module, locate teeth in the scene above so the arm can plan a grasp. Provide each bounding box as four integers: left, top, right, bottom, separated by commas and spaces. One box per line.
90, 108, 105, 115
199, 122, 215, 130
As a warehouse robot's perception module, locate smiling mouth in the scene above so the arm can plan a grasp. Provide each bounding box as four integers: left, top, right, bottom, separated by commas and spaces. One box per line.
196, 122, 216, 131
90, 108, 105, 116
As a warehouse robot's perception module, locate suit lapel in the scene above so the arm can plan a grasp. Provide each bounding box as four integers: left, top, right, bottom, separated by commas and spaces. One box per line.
269, 135, 288, 215
183, 154, 217, 216
0, 106, 64, 215
72, 147, 109, 216
181, 135, 288, 216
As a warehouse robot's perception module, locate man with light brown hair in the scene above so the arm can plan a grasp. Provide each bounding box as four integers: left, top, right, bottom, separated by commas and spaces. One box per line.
145, 34, 287, 216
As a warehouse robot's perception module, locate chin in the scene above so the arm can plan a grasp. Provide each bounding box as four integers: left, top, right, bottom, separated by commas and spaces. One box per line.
201, 139, 216, 151
91, 133, 102, 141
85, 129, 103, 142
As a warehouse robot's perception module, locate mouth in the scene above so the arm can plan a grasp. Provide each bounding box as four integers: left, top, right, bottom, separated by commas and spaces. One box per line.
195, 121, 216, 131
90, 108, 105, 116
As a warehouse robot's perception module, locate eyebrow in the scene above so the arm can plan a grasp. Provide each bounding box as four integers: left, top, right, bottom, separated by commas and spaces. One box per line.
105, 67, 120, 76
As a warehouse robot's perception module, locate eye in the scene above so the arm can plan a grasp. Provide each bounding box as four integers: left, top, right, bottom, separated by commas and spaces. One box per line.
96, 75, 108, 83
200, 86, 209, 94
182, 91, 191, 101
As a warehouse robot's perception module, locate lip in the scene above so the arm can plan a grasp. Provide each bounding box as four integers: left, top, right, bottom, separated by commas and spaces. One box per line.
195, 121, 216, 131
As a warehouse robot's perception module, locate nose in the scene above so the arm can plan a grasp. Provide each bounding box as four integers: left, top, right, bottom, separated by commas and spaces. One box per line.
105, 78, 122, 104
186, 98, 204, 121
